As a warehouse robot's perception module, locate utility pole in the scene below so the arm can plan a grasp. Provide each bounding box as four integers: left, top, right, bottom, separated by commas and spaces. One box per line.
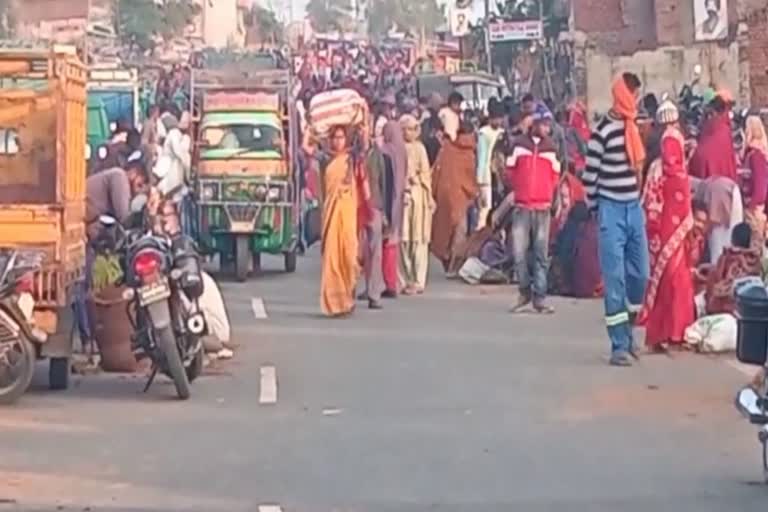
484, 0, 492, 72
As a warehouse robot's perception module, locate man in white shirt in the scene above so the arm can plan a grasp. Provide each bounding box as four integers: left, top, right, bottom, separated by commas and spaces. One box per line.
438, 92, 463, 142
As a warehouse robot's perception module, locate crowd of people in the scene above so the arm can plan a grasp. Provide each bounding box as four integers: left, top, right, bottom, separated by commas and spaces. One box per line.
305, 69, 768, 368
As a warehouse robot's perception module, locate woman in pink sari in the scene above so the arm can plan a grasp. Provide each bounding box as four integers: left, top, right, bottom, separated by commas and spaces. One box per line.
639, 101, 695, 352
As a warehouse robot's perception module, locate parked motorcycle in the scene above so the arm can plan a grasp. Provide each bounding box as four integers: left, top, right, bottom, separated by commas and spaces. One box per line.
96, 213, 206, 400
734, 281, 768, 482
0, 249, 48, 404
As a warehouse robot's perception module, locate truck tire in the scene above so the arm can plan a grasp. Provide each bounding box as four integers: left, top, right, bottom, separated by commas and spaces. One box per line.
156, 326, 190, 400
284, 250, 297, 273
0, 336, 35, 405
186, 349, 204, 383
49, 357, 70, 391
235, 235, 250, 282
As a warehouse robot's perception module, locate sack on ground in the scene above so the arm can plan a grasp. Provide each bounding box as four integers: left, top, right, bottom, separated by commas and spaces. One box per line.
459, 257, 490, 285
684, 313, 738, 352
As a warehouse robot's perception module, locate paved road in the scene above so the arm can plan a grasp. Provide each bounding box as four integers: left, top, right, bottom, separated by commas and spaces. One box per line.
1, 250, 767, 511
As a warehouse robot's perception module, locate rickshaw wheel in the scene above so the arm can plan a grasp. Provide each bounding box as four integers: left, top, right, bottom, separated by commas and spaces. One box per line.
235, 235, 250, 282
284, 250, 297, 273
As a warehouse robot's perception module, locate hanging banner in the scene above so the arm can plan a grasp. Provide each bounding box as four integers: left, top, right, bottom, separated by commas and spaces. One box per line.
449, 6, 472, 37
488, 20, 543, 42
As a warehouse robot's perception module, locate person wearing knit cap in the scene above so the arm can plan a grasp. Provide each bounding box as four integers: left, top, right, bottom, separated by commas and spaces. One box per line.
638, 98, 695, 352
506, 99, 560, 314
582, 72, 650, 366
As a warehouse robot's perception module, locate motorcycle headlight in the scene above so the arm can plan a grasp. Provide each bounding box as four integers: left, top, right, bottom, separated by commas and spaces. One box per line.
201, 183, 218, 201
254, 185, 268, 201
85, 144, 91, 160
267, 187, 281, 201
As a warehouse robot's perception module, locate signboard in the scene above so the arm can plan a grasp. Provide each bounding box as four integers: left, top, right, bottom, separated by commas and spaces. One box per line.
693, 0, 728, 41
204, 91, 280, 112
488, 20, 543, 42
449, 6, 472, 37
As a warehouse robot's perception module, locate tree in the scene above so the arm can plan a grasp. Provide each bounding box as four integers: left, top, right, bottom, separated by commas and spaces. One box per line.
114, 0, 200, 51
367, 0, 444, 38
305, 0, 355, 32
244, 4, 283, 45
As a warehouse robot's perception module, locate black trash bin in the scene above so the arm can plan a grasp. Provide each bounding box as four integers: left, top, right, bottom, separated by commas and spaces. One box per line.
735, 282, 768, 366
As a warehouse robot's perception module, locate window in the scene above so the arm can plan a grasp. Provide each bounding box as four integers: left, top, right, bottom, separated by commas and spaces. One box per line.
201, 124, 283, 155
0, 129, 20, 155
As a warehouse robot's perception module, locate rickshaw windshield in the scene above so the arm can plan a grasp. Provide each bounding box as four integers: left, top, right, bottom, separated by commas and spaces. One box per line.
200, 112, 284, 159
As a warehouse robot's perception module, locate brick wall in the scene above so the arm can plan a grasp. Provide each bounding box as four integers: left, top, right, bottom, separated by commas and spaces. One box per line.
746, 5, 768, 106
573, 0, 657, 56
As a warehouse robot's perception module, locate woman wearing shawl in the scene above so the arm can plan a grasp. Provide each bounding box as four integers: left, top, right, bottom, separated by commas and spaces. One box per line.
318, 126, 370, 317
702, 223, 763, 315
380, 121, 408, 297
638, 101, 694, 352
431, 123, 479, 274
550, 172, 586, 245
549, 202, 602, 298
399, 115, 434, 294
689, 94, 738, 181
743, 115, 768, 252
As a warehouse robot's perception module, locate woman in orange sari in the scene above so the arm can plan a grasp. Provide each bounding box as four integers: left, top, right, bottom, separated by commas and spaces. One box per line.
319, 126, 369, 317
639, 101, 695, 351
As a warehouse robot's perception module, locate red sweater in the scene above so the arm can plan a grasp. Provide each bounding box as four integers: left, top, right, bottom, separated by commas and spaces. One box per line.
505, 135, 561, 210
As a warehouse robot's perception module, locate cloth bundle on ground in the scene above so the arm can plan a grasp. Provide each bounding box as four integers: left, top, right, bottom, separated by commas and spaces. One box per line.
308, 89, 368, 138
684, 313, 737, 353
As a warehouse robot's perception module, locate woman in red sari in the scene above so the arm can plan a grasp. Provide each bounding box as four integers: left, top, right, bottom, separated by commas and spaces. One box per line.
639, 101, 695, 352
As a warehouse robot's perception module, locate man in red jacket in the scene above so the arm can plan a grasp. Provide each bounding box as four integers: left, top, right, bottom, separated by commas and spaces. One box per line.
506, 103, 561, 313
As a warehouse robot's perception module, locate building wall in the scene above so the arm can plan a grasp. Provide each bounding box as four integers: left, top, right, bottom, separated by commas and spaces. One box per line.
201, 0, 243, 48
583, 43, 742, 115
572, 0, 749, 114
745, 3, 768, 106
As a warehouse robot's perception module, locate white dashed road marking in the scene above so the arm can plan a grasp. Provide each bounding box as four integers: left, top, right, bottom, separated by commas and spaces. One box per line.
251, 297, 268, 319
259, 366, 278, 404
258, 506, 282, 512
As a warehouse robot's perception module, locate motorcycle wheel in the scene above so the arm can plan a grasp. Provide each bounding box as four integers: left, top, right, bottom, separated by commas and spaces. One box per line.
155, 327, 191, 400
186, 349, 204, 383
0, 336, 35, 405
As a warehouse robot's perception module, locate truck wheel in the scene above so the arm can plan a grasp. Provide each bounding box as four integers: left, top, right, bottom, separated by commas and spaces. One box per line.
49, 357, 70, 391
252, 252, 262, 273
186, 349, 204, 383
284, 250, 297, 273
235, 235, 250, 282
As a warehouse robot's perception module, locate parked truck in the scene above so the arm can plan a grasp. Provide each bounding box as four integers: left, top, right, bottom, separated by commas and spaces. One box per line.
0, 46, 87, 390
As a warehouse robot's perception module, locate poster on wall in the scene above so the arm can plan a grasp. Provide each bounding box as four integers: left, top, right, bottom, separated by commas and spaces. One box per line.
694, 0, 728, 41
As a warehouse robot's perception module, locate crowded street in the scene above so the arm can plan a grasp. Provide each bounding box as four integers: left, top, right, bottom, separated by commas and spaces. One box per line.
3, 0, 768, 510
1, 252, 767, 511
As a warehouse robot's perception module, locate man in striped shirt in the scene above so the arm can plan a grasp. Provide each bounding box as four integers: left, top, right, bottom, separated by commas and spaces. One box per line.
582, 73, 650, 367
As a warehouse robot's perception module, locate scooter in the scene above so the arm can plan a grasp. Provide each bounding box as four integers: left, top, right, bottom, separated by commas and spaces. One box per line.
0, 249, 49, 404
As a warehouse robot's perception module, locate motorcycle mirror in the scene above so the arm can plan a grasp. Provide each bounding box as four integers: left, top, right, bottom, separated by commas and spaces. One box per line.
99, 215, 117, 227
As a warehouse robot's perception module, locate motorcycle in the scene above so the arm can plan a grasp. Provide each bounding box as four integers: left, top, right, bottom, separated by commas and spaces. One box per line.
96, 212, 206, 400
734, 281, 768, 483
0, 249, 48, 404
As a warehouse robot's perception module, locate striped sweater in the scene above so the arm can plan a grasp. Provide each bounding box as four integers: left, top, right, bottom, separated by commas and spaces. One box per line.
582, 114, 640, 208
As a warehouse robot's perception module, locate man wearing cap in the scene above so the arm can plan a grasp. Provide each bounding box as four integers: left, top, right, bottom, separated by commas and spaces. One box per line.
506, 103, 560, 314
582, 73, 650, 367
475, 100, 505, 230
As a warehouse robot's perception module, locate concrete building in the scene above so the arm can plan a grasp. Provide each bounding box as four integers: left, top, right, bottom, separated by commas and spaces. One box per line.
571, 0, 752, 114
15, 0, 90, 44
196, 0, 245, 48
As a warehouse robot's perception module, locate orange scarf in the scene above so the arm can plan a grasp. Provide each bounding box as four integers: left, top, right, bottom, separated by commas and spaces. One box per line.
611, 77, 646, 172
